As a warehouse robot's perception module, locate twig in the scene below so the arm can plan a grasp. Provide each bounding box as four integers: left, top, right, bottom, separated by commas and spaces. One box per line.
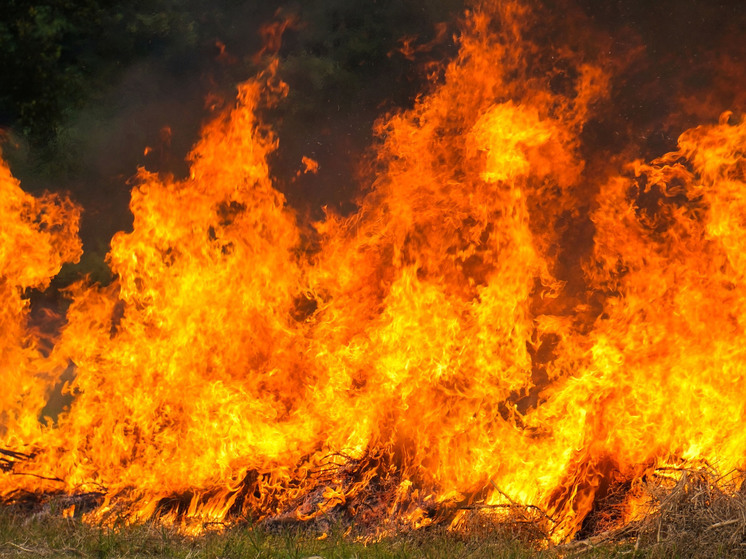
706, 519, 740, 530
555, 525, 634, 553
8, 472, 64, 483
487, 480, 552, 541
488, 480, 555, 523
0, 449, 35, 460
459, 504, 523, 511
0, 448, 37, 473
656, 513, 662, 543
5, 542, 39, 554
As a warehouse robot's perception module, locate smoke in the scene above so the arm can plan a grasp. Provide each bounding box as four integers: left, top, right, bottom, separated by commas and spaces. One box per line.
1, 0, 461, 285
2, 0, 745, 288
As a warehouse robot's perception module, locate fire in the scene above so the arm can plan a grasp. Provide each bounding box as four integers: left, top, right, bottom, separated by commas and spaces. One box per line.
1, 0, 745, 544
0, 154, 81, 448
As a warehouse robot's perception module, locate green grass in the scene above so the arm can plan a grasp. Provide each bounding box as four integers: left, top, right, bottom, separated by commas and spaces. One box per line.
0, 507, 632, 559
1, 506, 740, 559
5, 470, 746, 558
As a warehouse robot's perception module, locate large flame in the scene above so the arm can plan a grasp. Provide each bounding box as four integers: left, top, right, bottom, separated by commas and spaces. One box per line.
1, 0, 745, 543
0, 154, 81, 448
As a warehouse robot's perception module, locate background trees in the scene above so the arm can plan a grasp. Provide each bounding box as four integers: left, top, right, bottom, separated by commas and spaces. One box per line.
0, 0, 460, 282
2, 0, 745, 284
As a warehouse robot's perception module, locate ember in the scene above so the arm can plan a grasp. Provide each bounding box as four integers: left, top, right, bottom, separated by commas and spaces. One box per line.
1, 0, 746, 546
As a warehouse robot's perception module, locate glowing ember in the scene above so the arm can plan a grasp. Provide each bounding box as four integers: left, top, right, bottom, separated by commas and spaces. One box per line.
1, 0, 745, 544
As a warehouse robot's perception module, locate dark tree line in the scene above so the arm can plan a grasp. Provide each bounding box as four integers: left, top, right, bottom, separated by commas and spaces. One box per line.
0, 0, 460, 156
0, 0, 461, 282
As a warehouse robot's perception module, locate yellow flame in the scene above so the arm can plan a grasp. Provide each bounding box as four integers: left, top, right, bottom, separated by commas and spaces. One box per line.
1, 0, 745, 544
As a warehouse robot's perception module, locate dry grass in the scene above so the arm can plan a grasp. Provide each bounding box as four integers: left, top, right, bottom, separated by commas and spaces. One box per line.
2, 468, 746, 558
552, 466, 746, 558
627, 467, 746, 557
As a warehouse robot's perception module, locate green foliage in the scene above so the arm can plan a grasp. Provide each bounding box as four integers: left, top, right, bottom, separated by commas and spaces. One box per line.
0, 0, 465, 283
0, 0, 463, 150
278, 0, 462, 111
0, 0, 206, 147
0, 508, 556, 559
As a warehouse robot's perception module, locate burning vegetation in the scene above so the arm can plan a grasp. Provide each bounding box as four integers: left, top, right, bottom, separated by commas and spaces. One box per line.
2, 0, 746, 549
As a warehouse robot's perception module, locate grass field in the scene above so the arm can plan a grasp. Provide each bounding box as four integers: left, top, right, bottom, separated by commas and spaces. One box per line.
0, 508, 628, 559
0, 499, 743, 559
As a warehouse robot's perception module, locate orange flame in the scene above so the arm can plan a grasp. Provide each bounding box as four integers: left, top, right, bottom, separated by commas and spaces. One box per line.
1, 0, 745, 544
0, 153, 81, 447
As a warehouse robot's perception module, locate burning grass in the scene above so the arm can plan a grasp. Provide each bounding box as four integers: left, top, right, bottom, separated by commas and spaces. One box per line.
626, 467, 746, 557
551, 466, 746, 557
2, 467, 746, 558
3, 0, 746, 550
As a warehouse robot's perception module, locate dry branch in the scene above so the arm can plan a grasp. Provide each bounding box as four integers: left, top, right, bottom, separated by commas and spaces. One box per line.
0, 448, 34, 472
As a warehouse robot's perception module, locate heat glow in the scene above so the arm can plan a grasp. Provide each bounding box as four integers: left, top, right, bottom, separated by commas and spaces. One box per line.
1, 0, 745, 543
